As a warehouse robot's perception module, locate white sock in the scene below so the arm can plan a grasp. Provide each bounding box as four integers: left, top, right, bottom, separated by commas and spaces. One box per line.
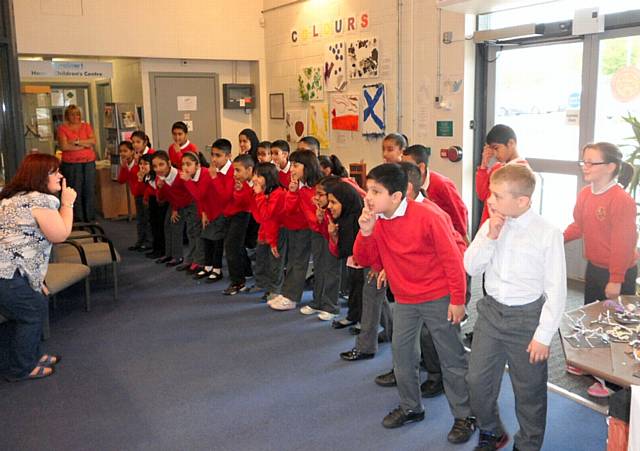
204, 266, 213, 271
212, 268, 221, 274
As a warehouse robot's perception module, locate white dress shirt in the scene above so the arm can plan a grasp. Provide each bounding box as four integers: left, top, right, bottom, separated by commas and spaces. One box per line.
219, 159, 232, 175
464, 208, 567, 345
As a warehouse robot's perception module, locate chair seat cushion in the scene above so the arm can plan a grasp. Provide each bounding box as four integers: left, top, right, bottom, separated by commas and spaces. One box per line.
53, 242, 121, 266
45, 263, 91, 294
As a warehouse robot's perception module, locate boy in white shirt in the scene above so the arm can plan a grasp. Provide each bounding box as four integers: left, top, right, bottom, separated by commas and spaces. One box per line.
464, 164, 566, 451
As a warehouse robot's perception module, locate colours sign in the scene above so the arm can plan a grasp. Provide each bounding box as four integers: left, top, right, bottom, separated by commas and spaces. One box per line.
291, 13, 369, 44
297, 66, 324, 101
331, 93, 359, 131
324, 42, 347, 92
347, 38, 379, 79
286, 109, 307, 143
361, 83, 385, 137
308, 103, 330, 149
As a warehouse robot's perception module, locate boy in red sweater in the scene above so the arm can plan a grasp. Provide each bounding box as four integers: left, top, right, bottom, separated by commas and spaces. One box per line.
353, 163, 474, 442
222, 154, 255, 295
168, 121, 197, 168
271, 140, 291, 187
476, 124, 523, 226
402, 144, 468, 239
117, 141, 152, 251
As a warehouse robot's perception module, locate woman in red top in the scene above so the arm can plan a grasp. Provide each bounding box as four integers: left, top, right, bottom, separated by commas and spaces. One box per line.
57, 104, 97, 222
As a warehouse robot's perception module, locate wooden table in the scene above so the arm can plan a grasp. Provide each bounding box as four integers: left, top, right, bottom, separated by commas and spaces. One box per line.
560, 296, 640, 388
95, 167, 135, 220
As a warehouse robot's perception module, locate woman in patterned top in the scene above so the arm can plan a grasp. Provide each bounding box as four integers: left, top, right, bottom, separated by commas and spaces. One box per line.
0, 154, 76, 381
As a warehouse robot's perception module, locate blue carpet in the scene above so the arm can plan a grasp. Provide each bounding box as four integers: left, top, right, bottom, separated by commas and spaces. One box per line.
0, 220, 607, 451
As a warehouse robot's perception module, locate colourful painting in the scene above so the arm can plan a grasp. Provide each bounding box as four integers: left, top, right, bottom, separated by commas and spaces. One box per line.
286, 109, 307, 143
347, 37, 379, 79
324, 41, 347, 92
361, 83, 385, 137
308, 103, 330, 149
297, 66, 324, 101
330, 93, 359, 131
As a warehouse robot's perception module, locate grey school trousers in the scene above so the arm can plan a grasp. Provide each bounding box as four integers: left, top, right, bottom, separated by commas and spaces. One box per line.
467, 295, 547, 451
356, 268, 393, 354
308, 232, 340, 314
393, 296, 471, 419
281, 229, 312, 303
254, 229, 287, 294
164, 203, 200, 262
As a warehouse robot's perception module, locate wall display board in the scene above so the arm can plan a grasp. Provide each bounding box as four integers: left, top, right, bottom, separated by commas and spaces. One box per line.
330, 93, 359, 131
347, 37, 379, 79
361, 83, 385, 137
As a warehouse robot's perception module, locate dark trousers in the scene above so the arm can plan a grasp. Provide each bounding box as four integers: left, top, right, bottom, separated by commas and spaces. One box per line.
0, 272, 47, 378
148, 196, 167, 255
346, 267, 364, 322
245, 216, 259, 249
309, 232, 340, 314
164, 203, 200, 261
197, 215, 227, 268
584, 262, 637, 305
468, 295, 547, 451
60, 161, 96, 222
134, 195, 153, 247
255, 230, 286, 294
224, 212, 252, 285
281, 228, 312, 303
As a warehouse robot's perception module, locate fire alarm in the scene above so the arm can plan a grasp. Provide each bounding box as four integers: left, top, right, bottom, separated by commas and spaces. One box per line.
447, 146, 463, 162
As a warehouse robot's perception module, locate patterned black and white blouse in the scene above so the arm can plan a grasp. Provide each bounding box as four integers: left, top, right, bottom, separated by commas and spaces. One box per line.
0, 191, 59, 291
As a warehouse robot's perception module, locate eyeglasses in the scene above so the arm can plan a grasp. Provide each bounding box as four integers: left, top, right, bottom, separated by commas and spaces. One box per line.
578, 161, 609, 168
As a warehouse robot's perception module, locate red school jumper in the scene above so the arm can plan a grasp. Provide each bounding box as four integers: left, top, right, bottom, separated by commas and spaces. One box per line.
353, 199, 467, 305
253, 187, 286, 248
169, 140, 197, 168
281, 184, 312, 232
426, 170, 468, 238
117, 160, 146, 197
155, 168, 193, 211
564, 184, 639, 283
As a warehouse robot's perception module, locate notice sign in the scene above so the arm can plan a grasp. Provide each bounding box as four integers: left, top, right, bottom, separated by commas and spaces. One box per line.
177, 96, 198, 111
436, 120, 454, 137
19, 60, 113, 78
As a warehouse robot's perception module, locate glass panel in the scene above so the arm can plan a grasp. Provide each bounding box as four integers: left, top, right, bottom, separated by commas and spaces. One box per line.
494, 42, 583, 160
479, 1, 639, 31
536, 172, 578, 230
594, 35, 640, 160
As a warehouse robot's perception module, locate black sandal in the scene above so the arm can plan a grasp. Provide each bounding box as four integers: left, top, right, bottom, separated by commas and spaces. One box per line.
6, 365, 55, 382
38, 354, 61, 367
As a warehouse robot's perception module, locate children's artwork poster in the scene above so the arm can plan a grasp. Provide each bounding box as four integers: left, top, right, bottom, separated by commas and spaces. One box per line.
324, 42, 347, 92
297, 66, 324, 101
330, 93, 359, 131
286, 109, 307, 143
347, 37, 379, 79
361, 83, 385, 137
308, 103, 330, 149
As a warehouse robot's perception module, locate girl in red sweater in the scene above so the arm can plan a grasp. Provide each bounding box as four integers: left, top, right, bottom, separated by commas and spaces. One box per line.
117, 141, 152, 251
564, 142, 637, 397
252, 163, 286, 302
565, 142, 637, 304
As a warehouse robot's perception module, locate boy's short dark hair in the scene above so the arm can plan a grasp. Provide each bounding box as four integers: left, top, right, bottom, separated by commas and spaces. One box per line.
398, 161, 422, 196
233, 153, 255, 169
212, 138, 232, 154
486, 124, 517, 145
171, 121, 189, 134
299, 136, 320, 152
383, 133, 407, 150
367, 163, 408, 199
271, 139, 290, 154
403, 144, 431, 166
258, 141, 271, 149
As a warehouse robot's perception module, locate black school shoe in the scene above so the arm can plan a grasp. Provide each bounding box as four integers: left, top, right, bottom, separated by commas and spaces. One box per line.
193, 269, 212, 280
375, 369, 397, 387
146, 250, 163, 259
175, 262, 190, 271
128, 243, 142, 251
421, 378, 444, 398
223, 283, 250, 296
382, 406, 425, 429
205, 272, 223, 284
474, 430, 510, 451
166, 258, 183, 267
447, 416, 477, 444
340, 348, 375, 361
155, 256, 172, 264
